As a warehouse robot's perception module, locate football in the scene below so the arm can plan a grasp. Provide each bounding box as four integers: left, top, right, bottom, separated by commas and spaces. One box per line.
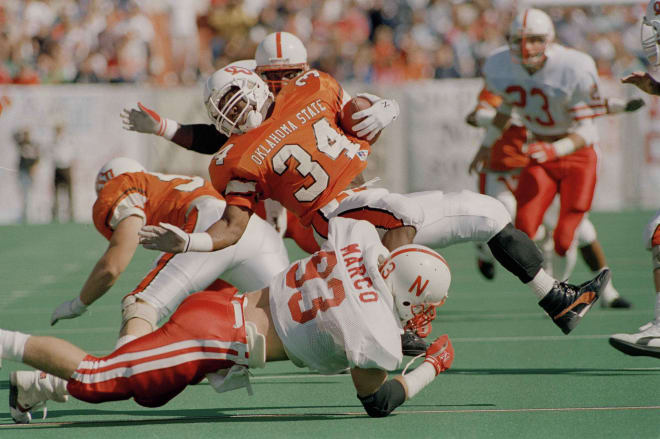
339, 96, 381, 144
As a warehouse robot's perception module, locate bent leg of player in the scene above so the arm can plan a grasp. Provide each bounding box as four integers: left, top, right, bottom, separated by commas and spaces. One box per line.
5, 287, 249, 422
220, 212, 290, 291
122, 197, 287, 346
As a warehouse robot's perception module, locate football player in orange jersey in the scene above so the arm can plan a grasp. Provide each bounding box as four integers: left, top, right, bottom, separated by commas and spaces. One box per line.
121, 33, 399, 255
466, 86, 640, 309
49, 157, 289, 349
139, 65, 612, 337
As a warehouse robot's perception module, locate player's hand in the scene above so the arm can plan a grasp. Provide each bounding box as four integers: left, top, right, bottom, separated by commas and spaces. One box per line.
624, 98, 645, 112
121, 102, 169, 135
352, 93, 400, 141
621, 72, 660, 96
468, 145, 490, 175
424, 334, 454, 375
50, 297, 87, 326
139, 222, 189, 253
526, 141, 557, 163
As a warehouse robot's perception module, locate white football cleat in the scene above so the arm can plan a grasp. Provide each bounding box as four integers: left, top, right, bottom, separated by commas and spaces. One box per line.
9, 370, 69, 424
609, 321, 660, 359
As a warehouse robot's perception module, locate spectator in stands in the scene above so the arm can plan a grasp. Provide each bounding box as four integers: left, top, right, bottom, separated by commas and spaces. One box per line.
13, 127, 40, 223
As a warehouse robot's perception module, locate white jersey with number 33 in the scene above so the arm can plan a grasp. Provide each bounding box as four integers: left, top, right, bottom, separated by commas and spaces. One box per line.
269, 218, 404, 374
483, 44, 604, 137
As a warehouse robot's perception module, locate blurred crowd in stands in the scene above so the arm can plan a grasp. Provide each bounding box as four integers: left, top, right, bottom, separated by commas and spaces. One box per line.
0, 0, 649, 86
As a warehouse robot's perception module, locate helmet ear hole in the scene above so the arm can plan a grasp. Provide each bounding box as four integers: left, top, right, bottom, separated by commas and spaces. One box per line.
402, 300, 411, 306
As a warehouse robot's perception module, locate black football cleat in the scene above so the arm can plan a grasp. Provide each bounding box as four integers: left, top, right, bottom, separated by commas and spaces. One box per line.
538, 269, 610, 334
401, 330, 428, 356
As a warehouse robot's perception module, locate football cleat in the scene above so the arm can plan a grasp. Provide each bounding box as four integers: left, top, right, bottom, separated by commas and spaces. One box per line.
609, 321, 660, 358
9, 370, 69, 424
538, 269, 610, 334
401, 330, 429, 356
602, 296, 632, 309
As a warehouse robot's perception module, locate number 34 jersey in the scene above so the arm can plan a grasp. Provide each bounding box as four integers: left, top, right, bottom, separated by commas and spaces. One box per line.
208, 70, 371, 226
93, 172, 221, 240
269, 218, 404, 374
483, 44, 605, 137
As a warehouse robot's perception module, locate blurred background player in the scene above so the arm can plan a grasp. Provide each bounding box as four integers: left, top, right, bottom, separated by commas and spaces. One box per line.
481, 8, 609, 294
50, 157, 289, 349
2, 219, 454, 422
466, 86, 638, 308
50, 122, 75, 223
13, 127, 41, 223
609, 0, 660, 358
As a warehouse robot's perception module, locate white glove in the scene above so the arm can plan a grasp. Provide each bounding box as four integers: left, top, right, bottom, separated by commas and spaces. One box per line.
121, 102, 178, 139
351, 92, 400, 141
51, 297, 87, 326
138, 222, 189, 253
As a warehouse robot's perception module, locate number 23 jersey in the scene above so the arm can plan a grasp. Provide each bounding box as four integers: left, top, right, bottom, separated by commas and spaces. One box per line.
269, 218, 404, 374
483, 44, 604, 137
208, 70, 371, 226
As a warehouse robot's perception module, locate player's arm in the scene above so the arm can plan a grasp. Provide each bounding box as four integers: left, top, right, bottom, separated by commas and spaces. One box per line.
138, 204, 252, 254
621, 71, 660, 96
349, 92, 400, 141
121, 102, 228, 154
50, 215, 143, 325
352, 334, 454, 418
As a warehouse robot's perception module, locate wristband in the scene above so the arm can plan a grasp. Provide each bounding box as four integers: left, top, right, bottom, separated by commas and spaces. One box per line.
72, 296, 88, 312
401, 361, 436, 399
605, 98, 625, 114
159, 118, 179, 140
551, 137, 577, 157
185, 233, 214, 252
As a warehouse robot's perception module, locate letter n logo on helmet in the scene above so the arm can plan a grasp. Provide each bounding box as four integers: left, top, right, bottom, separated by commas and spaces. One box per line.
409, 276, 429, 297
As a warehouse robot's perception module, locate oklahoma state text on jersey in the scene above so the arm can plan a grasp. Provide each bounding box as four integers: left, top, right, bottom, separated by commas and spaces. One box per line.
93, 172, 221, 240
208, 70, 371, 226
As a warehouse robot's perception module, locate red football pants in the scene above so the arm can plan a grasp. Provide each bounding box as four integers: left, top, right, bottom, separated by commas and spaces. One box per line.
515, 147, 597, 256
67, 282, 248, 407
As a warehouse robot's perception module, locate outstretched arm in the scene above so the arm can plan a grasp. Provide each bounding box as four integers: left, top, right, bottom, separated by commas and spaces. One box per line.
351, 334, 454, 417
139, 205, 251, 253
621, 71, 660, 96
121, 102, 228, 154
51, 215, 143, 325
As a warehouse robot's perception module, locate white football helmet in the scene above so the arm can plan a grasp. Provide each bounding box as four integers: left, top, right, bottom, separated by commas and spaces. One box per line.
643, 0, 660, 66
203, 62, 272, 137
255, 32, 309, 93
508, 8, 555, 69
380, 244, 451, 337
95, 157, 145, 194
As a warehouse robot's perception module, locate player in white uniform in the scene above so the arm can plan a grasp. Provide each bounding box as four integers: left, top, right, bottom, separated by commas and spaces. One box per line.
48, 157, 289, 349
609, 0, 660, 358
2, 218, 454, 422
482, 9, 604, 287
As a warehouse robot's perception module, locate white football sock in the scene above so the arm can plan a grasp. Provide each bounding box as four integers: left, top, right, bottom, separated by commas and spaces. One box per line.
600, 273, 620, 303
551, 245, 577, 282
654, 292, 660, 324
528, 269, 557, 300
0, 329, 30, 362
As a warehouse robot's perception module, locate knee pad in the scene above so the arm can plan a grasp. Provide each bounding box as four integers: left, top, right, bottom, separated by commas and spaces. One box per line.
121, 295, 158, 332
488, 223, 543, 283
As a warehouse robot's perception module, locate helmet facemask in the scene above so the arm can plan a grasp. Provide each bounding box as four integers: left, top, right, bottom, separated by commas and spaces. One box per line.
508, 9, 555, 71
509, 33, 550, 70
205, 76, 272, 137
256, 64, 308, 94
